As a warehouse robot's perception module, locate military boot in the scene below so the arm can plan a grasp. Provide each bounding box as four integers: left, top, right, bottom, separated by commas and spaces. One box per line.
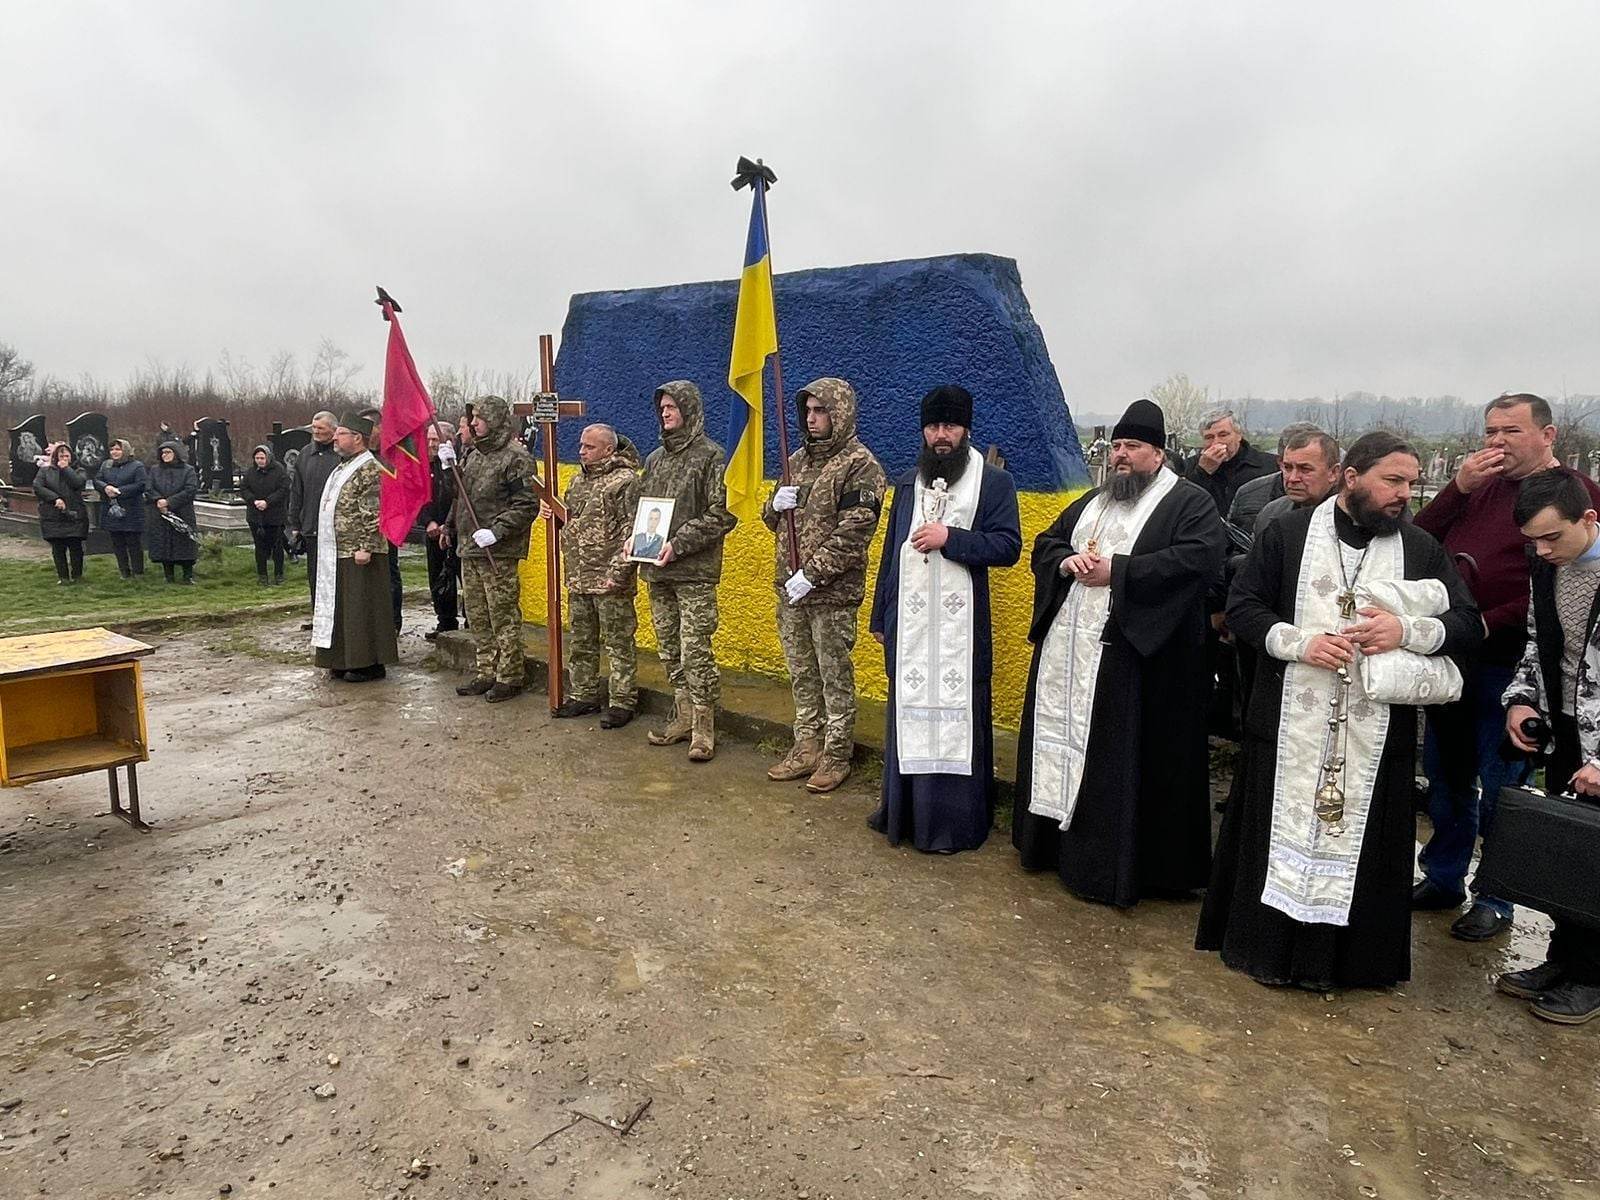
456, 677, 495, 696
647, 690, 694, 746
687, 705, 716, 762
805, 758, 852, 794
767, 739, 822, 781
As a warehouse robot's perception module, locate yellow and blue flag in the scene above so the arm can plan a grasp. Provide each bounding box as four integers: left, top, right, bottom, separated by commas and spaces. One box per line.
725, 183, 779, 522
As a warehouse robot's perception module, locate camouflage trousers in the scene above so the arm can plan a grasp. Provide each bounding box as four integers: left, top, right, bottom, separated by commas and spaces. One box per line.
646, 581, 720, 707
776, 601, 859, 762
568, 589, 638, 709
460, 557, 526, 685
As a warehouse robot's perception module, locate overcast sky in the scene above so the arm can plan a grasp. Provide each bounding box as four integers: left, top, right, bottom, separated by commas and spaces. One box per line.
4, 1, 1598, 412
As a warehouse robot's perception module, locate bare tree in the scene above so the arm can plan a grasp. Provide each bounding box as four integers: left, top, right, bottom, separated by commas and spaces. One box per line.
308, 338, 361, 407
1148, 372, 1211, 440
0, 341, 33, 400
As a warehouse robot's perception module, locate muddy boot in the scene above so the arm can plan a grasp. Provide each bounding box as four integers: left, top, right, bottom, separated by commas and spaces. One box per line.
805, 758, 852, 793
456, 677, 495, 696
647, 690, 694, 746
553, 697, 602, 718
767, 738, 822, 781
485, 681, 524, 703
687, 705, 716, 762
600, 706, 635, 729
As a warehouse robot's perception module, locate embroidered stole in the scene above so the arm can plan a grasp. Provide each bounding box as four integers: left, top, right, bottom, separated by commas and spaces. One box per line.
311, 451, 373, 651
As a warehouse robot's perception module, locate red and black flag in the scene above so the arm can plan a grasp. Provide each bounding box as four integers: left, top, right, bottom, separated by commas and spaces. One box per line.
374, 287, 434, 545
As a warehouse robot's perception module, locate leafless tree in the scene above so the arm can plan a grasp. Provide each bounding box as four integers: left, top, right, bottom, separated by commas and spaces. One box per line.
1149, 372, 1211, 439
308, 338, 361, 407
0, 341, 33, 400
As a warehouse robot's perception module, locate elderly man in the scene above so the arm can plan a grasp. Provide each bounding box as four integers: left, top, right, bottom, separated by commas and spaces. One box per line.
868, 385, 1021, 853
1252, 429, 1344, 533
1013, 399, 1227, 905
762, 378, 886, 793
1413, 393, 1600, 941
288, 410, 340, 606
1227, 421, 1327, 533
310, 413, 398, 683
547, 423, 642, 727
1200, 432, 1481, 989
1185, 409, 1278, 518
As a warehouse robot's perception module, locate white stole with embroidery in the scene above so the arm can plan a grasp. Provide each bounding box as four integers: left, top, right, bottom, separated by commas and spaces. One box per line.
1027, 467, 1179, 829
1263, 498, 1400, 926
310, 451, 372, 651
895, 448, 985, 775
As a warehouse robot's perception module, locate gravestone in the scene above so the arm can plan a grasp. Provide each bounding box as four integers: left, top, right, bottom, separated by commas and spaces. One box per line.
64, 412, 110, 475
193, 417, 234, 492
7, 414, 47, 488
271, 422, 312, 476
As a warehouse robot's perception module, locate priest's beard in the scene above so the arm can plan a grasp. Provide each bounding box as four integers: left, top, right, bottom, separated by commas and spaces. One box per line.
1107, 468, 1156, 502
918, 434, 972, 486
1344, 483, 1406, 535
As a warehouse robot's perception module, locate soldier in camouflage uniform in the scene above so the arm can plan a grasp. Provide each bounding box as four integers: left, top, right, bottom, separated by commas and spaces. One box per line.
443, 394, 538, 703
763, 378, 886, 792
544, 424, 642, 727
638, 381, 738, 761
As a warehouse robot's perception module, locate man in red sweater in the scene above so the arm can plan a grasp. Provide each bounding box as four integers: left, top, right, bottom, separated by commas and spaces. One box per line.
1414, 393, 1600, 940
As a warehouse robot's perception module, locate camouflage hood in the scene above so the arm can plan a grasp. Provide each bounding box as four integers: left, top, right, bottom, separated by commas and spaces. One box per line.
798, 377, 859, 460
655, 381, 705, 453
472, 394, 518, 454
584, 433, 640, 476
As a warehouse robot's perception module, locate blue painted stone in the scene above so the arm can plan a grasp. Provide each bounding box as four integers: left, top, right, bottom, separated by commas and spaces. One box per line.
553, 253, 1085, 491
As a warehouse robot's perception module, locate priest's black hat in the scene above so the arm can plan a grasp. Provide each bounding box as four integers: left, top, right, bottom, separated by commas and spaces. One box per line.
920, 384, 973, 429
1112, 399, 1165, 448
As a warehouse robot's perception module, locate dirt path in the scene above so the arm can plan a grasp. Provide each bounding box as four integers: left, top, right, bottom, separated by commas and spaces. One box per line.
0, 612, 1593, 1199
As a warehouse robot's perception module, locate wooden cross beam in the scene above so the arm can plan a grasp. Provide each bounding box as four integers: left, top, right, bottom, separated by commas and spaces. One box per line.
511, 334, 585, 713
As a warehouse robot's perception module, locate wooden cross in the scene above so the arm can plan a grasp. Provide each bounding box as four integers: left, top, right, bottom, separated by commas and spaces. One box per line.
511, 333, 586, 713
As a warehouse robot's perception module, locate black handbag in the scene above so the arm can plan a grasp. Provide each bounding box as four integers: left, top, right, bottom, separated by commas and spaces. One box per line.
1476, 786, 1600, 926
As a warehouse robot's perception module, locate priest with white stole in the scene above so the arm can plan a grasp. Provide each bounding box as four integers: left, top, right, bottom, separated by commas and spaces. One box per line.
1197, 431, 1481, 989
1012, 399, 1227, 906
868, 385, 1022, 854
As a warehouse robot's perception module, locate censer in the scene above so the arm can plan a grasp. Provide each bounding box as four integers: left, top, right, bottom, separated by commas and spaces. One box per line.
1313, 662, 1352, 836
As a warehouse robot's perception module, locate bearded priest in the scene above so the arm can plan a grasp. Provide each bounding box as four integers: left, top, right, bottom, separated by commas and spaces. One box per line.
1197, 431, 1481, 989
1012, 399, 1227, 906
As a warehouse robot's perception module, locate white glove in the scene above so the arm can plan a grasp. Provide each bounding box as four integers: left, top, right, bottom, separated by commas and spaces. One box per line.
34, 454, 50, 468
772, 485, 799, 512
784, 571, 814, 604
437, 442, 457, 468
472, 528, 497, 548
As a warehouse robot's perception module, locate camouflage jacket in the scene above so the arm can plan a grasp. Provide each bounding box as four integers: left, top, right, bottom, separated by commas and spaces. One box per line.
560, 437, 641, 594
451, 394, 538, 561
638, 381, 738, 585
760, 378, 886, 608
333, 455, 386, 558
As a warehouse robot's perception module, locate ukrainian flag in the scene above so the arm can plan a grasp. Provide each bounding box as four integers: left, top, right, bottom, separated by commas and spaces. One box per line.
725, 183, 779, 522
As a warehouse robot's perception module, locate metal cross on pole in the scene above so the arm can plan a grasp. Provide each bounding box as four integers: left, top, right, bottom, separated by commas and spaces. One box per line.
511, 333, 585, 713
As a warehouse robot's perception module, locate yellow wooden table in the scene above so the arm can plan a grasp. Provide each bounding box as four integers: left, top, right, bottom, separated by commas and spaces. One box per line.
0, 627, 154, 830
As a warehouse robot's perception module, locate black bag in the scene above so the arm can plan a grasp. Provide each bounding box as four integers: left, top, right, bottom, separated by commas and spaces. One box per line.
1476, 786, 1600, 926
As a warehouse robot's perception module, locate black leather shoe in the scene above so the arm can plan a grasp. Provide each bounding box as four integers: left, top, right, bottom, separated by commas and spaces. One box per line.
1412, 879, 1467, 910
343, 665, 387, 683
455, 677, 495, 696
423, 630, 439, 642
553, 698, 602, 719
485, 682, 524, 703
1530, 982, 1600, 1025
600, 706, 635, 729
1497, 961, 1565, 999
1450, 903, 1512, 942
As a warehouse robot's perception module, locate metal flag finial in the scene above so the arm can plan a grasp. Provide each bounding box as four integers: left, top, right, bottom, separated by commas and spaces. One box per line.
374, 285, 402, 318
731, 156, 778, 191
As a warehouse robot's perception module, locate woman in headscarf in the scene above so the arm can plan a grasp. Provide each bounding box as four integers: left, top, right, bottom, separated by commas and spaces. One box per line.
147, 440, 201, 584
93, 438, 149, 579
238, 443, 291, 585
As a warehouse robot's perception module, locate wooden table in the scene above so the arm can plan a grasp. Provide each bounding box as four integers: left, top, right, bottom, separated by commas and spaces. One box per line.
0, 627, 154, 830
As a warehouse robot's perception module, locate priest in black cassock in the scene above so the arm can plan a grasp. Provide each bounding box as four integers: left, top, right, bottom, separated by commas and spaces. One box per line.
1012, 399, 1227, 906
868, 385, 1022, 853
1197, 431, 1481, 988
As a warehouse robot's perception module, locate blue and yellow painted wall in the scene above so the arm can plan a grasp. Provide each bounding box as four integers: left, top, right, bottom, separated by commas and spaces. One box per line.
518, 254, 1087, 731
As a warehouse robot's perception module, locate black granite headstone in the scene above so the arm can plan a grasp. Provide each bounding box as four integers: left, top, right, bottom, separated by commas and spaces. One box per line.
272, 425, 312, 476
8, 414, 47, 488
193, 416, 234, 492
64, 412, 110, 475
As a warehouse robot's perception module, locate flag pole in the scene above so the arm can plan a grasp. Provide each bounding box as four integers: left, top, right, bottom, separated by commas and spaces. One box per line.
734, 158, 799, 571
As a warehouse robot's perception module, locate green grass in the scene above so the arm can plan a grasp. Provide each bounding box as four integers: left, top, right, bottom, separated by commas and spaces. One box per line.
0, 543, 429, 638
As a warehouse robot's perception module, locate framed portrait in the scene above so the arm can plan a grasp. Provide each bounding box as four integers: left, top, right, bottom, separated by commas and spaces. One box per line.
627, 497, 676, 563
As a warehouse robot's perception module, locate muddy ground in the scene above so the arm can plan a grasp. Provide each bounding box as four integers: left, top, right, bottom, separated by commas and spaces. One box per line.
0, 608, 1594, 1200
